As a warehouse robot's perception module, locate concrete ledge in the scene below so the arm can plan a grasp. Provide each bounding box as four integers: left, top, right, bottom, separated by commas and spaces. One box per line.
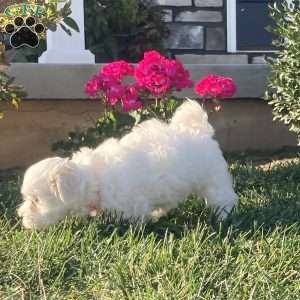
8, 63, 270, 100
0, 99, 297, 169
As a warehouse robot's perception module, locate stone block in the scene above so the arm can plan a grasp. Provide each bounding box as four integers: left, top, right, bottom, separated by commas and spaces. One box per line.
252, 56, 267, 64
165, 24, 204, 49
206, 27, 225, 50
155, 0, 192, 6
175, 54, 248, 64
194, 0, 223, 7
162, 9, 172, 22
175, 10, 223, 22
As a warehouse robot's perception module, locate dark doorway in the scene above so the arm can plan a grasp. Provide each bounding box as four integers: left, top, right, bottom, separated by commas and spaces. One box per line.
236, 0, 278, 50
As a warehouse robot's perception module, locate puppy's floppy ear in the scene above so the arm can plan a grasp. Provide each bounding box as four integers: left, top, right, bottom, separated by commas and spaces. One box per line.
48, 159, 85, 203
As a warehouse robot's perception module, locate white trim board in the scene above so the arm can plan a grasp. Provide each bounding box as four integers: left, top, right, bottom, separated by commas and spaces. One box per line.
227, 0, 237, 53
227, 0, 293, 53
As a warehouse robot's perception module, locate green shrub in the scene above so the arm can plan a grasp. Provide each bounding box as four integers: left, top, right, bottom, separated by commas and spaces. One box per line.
0, 43, 26, 118
84, 0, 169, 62
267, 0, 300, 143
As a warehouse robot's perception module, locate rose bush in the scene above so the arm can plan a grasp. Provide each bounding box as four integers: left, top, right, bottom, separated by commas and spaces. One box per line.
85, 51, 193, 113
53, 51, 237, 156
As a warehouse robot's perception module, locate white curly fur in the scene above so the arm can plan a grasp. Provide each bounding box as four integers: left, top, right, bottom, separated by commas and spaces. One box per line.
18, 100, 238, 229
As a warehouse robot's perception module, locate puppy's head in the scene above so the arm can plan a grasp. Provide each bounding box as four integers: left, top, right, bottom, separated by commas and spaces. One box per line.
18, 157, 86, 229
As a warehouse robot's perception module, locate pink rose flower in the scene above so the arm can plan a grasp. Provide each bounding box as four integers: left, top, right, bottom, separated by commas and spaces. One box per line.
101, 60, 135, 82
135, 51, 167, 87
122, 85, 143, 112
195, 74, 237, 99
135, 50, 193, 96
217, 77, 237, 98
104, 83, 125, 106
143, 73, 171, 96
96, 74, 119, 90
85, 76, 101, 97
143, 50, 165, 61
165, 59, 193, 90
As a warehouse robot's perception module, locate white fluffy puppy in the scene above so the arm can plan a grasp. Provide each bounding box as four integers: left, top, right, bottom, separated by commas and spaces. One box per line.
18, 100, 238, 229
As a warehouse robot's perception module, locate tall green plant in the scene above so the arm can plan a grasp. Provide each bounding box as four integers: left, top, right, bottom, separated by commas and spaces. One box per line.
267, 0, 300, 142
84, 0, 169, 62
0, 43, 26, 118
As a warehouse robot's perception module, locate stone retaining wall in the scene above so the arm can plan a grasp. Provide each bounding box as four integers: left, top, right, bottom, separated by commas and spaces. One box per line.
0, 99, 297, 170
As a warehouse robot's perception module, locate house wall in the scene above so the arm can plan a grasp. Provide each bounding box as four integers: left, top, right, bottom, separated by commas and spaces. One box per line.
158, 0, 227, 54
157, 0, 269, 64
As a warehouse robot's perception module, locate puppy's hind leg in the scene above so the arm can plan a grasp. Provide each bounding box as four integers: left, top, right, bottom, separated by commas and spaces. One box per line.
202, 184, 238, 220
124, 196, 153, 224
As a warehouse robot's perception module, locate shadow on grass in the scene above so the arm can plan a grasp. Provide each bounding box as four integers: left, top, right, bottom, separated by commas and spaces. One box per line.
223, 160, 300, 236
1, 159, 300, 241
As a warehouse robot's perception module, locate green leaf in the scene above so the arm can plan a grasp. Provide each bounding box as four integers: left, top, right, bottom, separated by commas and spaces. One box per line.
63, 17, 80, 33
60, 23, 72, 36
11, 98, 19, 109
47, 22, 58, 32
129, 111, 142, 125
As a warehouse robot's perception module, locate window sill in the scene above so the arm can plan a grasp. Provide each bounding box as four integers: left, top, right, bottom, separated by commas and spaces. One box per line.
8, 63, 270, 100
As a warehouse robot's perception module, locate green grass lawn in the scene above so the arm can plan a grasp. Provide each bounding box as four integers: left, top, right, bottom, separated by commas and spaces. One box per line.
1, 157, 300, 299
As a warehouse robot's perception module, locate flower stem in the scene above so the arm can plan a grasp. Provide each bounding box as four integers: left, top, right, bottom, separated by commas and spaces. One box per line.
148, 105, 159, 119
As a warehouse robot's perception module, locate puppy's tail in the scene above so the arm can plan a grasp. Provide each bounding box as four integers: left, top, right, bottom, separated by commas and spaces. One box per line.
170, 99, 214, 137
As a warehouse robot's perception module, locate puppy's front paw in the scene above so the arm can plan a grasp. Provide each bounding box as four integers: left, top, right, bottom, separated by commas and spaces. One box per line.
216, 204, 236, 221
